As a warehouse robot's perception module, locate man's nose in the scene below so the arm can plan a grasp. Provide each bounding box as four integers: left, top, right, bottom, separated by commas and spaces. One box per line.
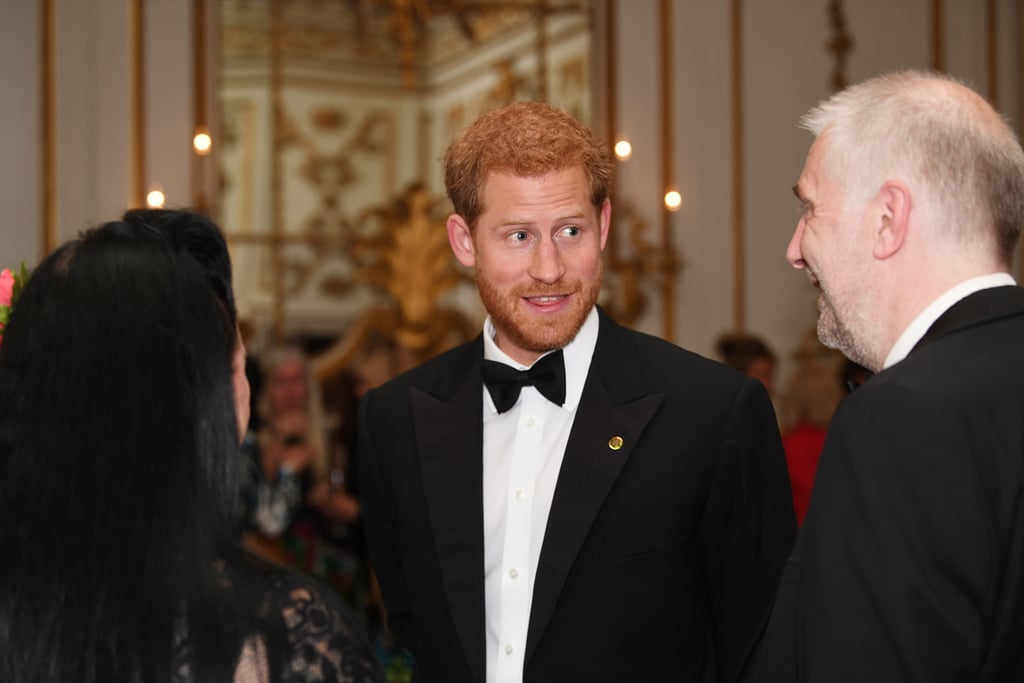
786, 219, 807, 269
529, 238, 566, 283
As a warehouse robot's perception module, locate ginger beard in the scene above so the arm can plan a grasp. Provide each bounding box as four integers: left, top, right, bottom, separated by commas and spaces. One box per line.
476, 258, 603, 356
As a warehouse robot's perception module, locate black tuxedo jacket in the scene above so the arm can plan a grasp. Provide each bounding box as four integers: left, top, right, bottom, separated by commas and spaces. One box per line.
742, 286, 1024, 682
359, 307, 795, 683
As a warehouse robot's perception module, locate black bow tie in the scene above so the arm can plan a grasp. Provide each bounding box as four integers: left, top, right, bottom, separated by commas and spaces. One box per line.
482, 349, 566, 414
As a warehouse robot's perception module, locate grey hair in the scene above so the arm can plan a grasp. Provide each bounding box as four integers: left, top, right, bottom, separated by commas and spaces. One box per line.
800, 69, 1024, 266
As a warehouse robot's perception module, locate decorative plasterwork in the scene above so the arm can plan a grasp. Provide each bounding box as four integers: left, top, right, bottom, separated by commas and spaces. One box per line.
221, 0, 580, 86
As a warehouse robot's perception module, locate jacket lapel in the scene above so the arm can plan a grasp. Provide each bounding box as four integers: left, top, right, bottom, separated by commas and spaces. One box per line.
412, 341, 487, 683
525, 309, 663, 661
912, 285, 1024, 355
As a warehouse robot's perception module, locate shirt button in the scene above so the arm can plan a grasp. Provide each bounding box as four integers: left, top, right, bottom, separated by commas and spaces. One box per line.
505, 644, 514, 655
525, 416, 535, 428
509, 568, 519, 579
515, 489, 526, 502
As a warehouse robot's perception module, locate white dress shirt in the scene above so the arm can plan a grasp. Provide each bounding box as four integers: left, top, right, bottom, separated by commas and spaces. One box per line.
883, 272, 1016, 369
481, 307, 598, 683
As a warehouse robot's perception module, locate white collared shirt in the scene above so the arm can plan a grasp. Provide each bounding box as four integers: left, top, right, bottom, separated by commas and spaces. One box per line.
482, 307, 598, 683
883, 272, 1016, 369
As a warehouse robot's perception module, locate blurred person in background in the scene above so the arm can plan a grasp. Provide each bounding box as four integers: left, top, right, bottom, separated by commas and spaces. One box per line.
242, 345, 369, 618
776, 331, 847, 525
715, 331, 778, 398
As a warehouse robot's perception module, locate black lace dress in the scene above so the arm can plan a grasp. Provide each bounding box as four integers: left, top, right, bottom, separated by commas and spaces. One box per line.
174, 561, 387, 683
271, 568, 386, 682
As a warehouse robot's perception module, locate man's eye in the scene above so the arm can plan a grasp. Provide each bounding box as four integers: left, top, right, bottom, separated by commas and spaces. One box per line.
510, 230, 529, 242
561, 225, 581, 237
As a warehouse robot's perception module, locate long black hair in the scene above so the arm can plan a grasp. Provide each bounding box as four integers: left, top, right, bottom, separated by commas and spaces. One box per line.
0, 209, 284, 682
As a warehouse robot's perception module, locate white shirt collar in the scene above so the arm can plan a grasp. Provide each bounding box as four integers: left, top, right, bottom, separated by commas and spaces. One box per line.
482, 306, 599, 413
883, 272, 1016, 369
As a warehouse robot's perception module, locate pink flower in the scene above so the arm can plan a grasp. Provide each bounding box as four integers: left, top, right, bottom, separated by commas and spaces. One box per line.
0, 269, 13, 307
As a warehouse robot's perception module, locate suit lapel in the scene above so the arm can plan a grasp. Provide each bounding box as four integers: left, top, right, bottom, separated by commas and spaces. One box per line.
412, 343, 487, 683
912, 285, 1024, 355
525, 309, 663, 661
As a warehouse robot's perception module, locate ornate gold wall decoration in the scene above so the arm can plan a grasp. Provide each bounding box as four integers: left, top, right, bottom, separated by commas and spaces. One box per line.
602, 198, 684, 330
353, 183, 475, 352
310, 107, 347, 131
443, 59, 539, 142
486, 58, 534, 107
221, 0, 546, 85
557, 55, 588, 122
310, 183, 478, 379
220, 99, 258, 233
259, 108, 396, 299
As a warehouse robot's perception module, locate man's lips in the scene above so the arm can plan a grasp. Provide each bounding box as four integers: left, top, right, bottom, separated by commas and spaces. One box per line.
521, 293, 571, 311
524, 295, 567, 303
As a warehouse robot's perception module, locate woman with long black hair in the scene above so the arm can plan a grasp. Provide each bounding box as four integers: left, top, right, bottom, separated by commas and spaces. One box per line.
0, 209, 386, 683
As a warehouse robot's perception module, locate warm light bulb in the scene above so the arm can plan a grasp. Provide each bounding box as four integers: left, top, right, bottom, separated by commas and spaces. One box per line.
193, 130, 212, 155
146, 187, 166, 208
664, 188, 682, 211
614, 139, 632, 161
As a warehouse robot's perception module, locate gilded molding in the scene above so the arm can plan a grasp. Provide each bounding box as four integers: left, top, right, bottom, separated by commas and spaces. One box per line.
985, 0, 999, 108
930, 0, 945, 72
270, 0, 286, 340
41, 0, 58, 256
604, 0, 618, 267
192, 0, 211, 213
130, 0, 145, 209
1018, 0, 1024, 278
730, 0, 745, 331
659, 0, 677, 342
826, 0, 853, 92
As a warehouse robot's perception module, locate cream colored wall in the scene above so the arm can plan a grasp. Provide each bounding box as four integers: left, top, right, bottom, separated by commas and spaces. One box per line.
0, 0, 198, 264
145, 0, 194, 215
57, 0, 133, 232
742, 0, 841, 379
0, 1, 42, 265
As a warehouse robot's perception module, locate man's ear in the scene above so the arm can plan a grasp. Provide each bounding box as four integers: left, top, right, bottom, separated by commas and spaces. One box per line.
599, 198, 611, 251
447, 214, 476, 267
873, 180, 910, 260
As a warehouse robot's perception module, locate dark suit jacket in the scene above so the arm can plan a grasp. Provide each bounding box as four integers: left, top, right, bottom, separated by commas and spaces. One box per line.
359, 307, 796, 683
742, 286, 1024, 682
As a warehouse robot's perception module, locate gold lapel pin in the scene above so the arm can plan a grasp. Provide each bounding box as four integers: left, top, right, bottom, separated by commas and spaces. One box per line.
608, 435, 624, 451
